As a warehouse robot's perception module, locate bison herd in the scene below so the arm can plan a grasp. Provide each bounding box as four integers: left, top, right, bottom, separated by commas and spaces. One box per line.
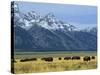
20, 58, 37, 62
41, 57, 53, 62
13, 56, 96, 63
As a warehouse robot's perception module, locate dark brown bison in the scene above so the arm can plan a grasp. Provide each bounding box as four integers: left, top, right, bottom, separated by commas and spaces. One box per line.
83, 56, 91, 62
72, 56, 80, 60
41, 57, 53, 62
64, 57, 71, 60
20, 59, 28, 62
58, 57, 62, 60
20, 58, 37, 62
91, 56, 95, 59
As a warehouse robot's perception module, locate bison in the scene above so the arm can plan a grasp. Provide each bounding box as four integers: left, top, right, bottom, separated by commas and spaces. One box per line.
91, 56, 95, 59
64, 57, 71, 60
58, 57, 62, 60
72, 56, 80, 60
41, 57, 53, 62
83, 56, 91, 62
20, 58, 37, 62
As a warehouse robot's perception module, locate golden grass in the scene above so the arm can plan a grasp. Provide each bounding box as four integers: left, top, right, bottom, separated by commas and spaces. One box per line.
12, 57, 97, 74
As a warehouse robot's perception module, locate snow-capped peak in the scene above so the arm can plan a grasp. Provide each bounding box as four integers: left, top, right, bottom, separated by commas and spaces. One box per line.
12, 3, 78, 31
38, 13, 66, 30
45, 13, 55, 19
23, 11, 40, 22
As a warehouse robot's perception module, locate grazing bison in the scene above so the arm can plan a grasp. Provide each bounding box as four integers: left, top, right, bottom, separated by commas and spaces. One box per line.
20, 59, 28, 62
41, 57, 53, 62
72, 56, 80, 60
91, 56, 95, 59
20, 58, 37, 62
64, 57, 71, 60
58, 57, 62, 60
83, 56, 91, 62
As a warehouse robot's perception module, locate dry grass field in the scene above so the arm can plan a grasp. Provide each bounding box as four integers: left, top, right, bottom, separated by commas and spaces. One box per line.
11, 51, 97, 74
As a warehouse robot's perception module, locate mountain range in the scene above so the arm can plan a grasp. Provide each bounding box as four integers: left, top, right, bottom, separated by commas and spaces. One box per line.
12, 2, 97, 52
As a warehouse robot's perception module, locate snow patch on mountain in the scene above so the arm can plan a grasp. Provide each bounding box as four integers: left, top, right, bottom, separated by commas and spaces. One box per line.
13, 2, 96, 32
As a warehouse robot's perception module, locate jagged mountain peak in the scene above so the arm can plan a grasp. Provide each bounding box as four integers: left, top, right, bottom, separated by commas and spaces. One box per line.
45, 13, 55, 19
12, 2, 94, 32
23, 11, 41, 21
12, 2, 77, 31
12, 2, 97, 51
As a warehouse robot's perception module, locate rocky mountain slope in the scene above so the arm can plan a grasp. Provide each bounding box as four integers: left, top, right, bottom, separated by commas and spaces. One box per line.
11, 2, 97, 51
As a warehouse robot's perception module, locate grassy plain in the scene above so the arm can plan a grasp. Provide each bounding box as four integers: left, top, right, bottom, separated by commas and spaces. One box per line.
12, 51, 97, 74
14, 51, 97, 58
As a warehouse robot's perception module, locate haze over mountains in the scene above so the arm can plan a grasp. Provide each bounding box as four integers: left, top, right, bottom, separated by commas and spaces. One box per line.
12, 2, 97, 52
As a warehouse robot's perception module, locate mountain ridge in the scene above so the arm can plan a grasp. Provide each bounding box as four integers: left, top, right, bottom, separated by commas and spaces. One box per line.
12, 2, 97, 52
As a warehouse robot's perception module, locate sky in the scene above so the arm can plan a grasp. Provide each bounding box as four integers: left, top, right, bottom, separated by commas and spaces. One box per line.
14, 1, 97, 29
